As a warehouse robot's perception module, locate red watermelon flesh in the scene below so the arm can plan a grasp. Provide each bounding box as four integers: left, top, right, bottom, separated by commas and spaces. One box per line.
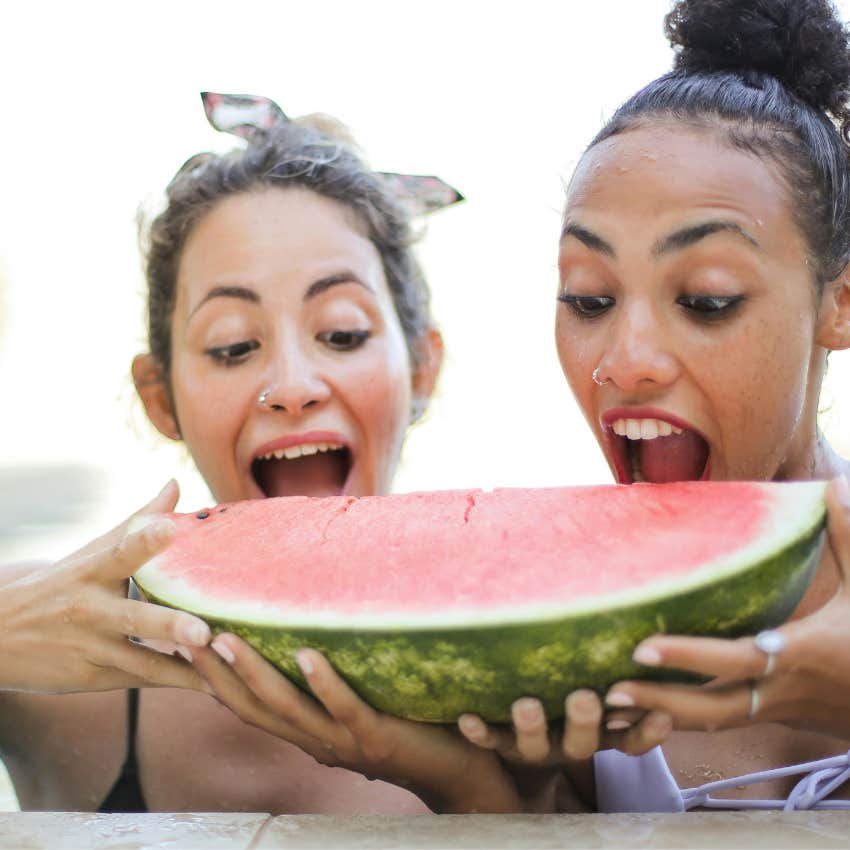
147, 483, 787, 619
134, 481, 826, 721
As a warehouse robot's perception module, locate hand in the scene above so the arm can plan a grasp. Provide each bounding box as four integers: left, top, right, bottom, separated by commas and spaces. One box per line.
0, 480, 212, 693
192, 635, 525, 813
456, 690, 673, 809
604, 476, 850, 740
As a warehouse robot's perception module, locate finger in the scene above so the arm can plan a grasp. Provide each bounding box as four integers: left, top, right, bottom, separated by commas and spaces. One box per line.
64, 481, 181, 564
457, 714, 515, 752
611, 710, 674, 756
139, 479, 180, 515
85, 517, 177, 583
561, 689, 602, 761
631, 633, 775, 681
193, 642, 323, 751
827, 475, 850, 590
101, 597, 210, 648
294, 648, 382, 742
606, 680, 750, 732
218, 637, 340, 743
100, 640, 210, 691
511, 698, 551, 762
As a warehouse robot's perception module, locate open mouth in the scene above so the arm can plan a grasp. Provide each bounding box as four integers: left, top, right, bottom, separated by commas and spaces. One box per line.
251, 441, 353, 498
606, 416, 710, 484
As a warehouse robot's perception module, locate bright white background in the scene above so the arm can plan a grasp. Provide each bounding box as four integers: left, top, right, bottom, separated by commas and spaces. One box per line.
1, 0, 848, 564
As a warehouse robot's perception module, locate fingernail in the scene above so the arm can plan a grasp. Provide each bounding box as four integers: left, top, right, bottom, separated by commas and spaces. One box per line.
212, 637, 235, 665
174, 645, 193, 663
459, 714, 484, 736
178, 619, 211, 647
633, 644, 662, 666
606, 719, 633, 731
295, 649, 314, 675
837, 475, 850, 507
158, 479, 177, 499
605, 691, 635, 707
514, 698, 543, 724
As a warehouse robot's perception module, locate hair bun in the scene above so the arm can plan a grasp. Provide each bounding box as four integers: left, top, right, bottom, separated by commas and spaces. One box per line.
665, 0, 850, 115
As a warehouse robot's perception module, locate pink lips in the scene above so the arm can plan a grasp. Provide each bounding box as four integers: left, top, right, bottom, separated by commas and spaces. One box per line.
600, 407, 712, 485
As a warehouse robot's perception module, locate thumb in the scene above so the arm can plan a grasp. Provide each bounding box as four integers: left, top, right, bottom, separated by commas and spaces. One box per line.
826, 475, 850, 591
138, 479, 180, 517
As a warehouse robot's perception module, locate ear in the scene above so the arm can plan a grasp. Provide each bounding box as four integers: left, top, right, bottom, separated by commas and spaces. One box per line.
411, 328, 444, 418
132, 353, 181, 440
817, 272, 850, 351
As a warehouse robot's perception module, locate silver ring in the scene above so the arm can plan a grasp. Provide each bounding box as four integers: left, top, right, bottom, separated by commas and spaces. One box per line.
592, 368, 610, 386
747, 681, 760, 718
754, 629, 786, 677
258, 388, 271, 407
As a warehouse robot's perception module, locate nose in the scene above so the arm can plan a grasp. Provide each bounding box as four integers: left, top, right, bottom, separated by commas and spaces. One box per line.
258, 341, 331, 414
596, 301, 679, 392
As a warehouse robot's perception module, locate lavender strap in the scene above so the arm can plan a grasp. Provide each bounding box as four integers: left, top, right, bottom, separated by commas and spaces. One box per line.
681, 749, 850, 811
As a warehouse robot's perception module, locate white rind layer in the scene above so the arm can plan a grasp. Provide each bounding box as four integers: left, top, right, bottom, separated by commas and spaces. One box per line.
132, 481, 827, 631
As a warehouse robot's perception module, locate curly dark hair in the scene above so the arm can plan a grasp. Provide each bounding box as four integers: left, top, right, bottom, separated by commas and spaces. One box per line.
140, 120, 433, 388
588, 0, 850, 288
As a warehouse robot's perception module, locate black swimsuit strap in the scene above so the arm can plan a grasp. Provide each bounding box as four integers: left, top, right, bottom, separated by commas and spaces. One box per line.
97, 688, 148, 813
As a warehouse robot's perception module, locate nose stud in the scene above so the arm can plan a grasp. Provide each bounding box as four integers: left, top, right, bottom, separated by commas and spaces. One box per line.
592, 368, 610, 386
258, 387, 286, 411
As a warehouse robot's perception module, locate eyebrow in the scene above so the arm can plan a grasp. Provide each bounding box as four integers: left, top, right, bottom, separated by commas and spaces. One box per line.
188, 274, 374, 318
305, 273, 374, 300
561, 223, 616, 258
189, 285, 259, 317
560, 219, 761, 262
652, 221, 761, 256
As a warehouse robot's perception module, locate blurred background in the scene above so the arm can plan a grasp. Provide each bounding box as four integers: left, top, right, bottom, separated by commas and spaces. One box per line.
1, 0, 849, 811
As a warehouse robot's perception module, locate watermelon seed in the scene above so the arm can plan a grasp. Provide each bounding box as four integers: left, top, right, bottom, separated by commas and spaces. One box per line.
196, 511, 210, 519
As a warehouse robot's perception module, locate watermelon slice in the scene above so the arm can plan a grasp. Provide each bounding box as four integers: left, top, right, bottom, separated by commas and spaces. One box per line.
133, 481, 826, 722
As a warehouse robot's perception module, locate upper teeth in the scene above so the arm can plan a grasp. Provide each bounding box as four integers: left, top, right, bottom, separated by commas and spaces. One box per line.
611, 418, 684, 440
258, 441, 344, 461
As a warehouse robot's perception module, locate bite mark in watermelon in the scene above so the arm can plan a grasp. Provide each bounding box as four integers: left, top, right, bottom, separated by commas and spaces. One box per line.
133, 481, 826, 722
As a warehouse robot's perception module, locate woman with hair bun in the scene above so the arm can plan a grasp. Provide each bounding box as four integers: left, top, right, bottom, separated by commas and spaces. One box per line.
460, 0, 850, 812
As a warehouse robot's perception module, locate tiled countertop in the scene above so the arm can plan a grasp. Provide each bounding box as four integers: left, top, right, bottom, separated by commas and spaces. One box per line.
1, 812, 850, 849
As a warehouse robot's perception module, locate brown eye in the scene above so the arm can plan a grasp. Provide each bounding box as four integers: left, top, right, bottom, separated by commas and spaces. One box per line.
318, 330, 371, 351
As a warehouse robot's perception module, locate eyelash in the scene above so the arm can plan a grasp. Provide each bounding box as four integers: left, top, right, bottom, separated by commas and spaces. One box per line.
557, 294, 614, 319
676, 294, 745, 319
557, 293, 745, 321
204, 330, 371, 366
317, 330, 371, 351
205, 340, 260, 366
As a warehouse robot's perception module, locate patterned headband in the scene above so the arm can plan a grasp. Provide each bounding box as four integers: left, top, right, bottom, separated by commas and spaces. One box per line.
200, 91, 464, 218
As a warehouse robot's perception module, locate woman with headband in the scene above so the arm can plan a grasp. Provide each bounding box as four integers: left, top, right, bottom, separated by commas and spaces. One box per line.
0, 94, 532, 814
454, 0, 850, 812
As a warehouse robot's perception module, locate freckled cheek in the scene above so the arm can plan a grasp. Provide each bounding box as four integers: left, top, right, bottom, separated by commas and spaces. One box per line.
554, 318, 597, 411
344, 344, 412, 458
700, 326, 810, 475
170, 359, 246, 487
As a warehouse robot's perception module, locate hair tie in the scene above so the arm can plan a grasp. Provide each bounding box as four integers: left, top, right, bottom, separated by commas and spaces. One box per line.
200, 91, 464, 217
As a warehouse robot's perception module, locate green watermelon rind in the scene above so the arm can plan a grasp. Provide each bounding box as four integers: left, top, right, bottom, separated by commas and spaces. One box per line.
140, 518, 824, 723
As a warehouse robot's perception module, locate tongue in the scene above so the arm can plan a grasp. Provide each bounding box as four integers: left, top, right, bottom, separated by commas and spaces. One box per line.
636, 432, 709, 483
255, 453, 348, 498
